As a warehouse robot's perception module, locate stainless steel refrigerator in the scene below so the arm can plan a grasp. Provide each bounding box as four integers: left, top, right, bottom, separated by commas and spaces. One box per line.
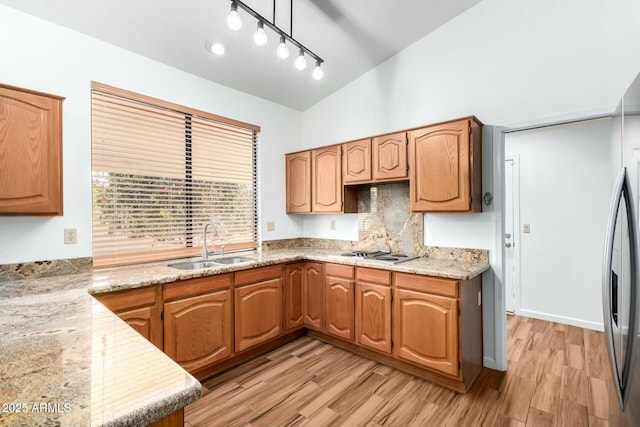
603, 71, 640, 426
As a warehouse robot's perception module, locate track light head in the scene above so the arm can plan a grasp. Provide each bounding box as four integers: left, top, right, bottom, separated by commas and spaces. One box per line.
227, 1, 242, 31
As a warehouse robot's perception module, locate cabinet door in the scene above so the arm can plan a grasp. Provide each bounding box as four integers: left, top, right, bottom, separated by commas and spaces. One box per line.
95, 285, 163, 350
325, 277, 355, 341
372, 132, 407, 181
0, 85, 63, 215
235, 279, 283, 352
311, 146, 342, 212
284, 263, 304, 330
355, 282, 391, 353
408, 119, 471, 212
303, 263, 324, 331
343, 139, 371, 183
118, 306, 163, 350
393, 289, 459, 376
164, 289, 233, 372
286, 151, 311, 213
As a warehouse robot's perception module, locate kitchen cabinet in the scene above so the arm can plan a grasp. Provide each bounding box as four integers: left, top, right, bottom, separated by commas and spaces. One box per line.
311, 146, 343, 213
284, 263, 304, 330
0, 84, 64, 215
372, 132, 408, 181
286, 151, 311, 213
163, 274, 233, 373
303, 262, 324, 331
94, 285, 163, 350
324, 264, 355, 341
355, 268, 392, 353
393, 288, 458, 376
343, 139, 372, 183
392, 272, 483, 387
408, 117, 482, 212
234, 265, 283, 352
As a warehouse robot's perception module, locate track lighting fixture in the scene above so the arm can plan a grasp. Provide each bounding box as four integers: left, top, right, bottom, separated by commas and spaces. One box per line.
294, 49, 307, 71
254, 21, 268, 46
222, 0, 324, 80
226, 1, 242, 30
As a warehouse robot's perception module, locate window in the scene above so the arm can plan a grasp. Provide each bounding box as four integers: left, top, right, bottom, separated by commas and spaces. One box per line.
91, 83, 259, 268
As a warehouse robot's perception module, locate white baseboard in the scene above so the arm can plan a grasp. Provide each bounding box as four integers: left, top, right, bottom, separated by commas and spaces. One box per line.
518, 308, 604, 331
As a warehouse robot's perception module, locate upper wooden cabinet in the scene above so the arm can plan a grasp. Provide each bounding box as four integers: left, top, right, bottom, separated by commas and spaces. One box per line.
0, 84, 64, 215
286, 151, 311, 213
372, 132, 408, 182
312, 146, 343, 213
343, 139, 372, 184
408, 118, 482, 212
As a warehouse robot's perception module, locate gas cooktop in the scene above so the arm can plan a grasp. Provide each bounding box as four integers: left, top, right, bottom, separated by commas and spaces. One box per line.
337, 251, 420, 264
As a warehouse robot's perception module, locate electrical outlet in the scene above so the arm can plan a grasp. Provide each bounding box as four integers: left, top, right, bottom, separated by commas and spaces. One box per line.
523, 224, 531, 233
267, 221, 275, 232
330, 220, 336, 231
478, 291, 482, 306
64, 228, 77, 244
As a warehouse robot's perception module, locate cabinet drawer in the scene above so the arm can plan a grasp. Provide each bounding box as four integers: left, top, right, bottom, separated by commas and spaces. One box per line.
95, 285, 157, 313
163, 274, 232, 301
394, 273, 459, 298
356, 267, 391, 285
325, 263, 354, 279
235, 264, 282, 286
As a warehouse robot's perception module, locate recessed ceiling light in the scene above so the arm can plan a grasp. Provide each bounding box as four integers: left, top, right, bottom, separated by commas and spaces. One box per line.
208, 42, 226, 56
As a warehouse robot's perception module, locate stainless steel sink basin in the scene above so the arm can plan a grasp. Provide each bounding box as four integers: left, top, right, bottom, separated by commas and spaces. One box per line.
168, 261, 220, 270
212, 256, 253, 265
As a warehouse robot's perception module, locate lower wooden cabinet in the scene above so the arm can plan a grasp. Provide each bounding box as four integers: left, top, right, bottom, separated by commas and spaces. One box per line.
94, 285, 163, 350
235, 266, 283, 352
324, 264, 355, 341
303, 262, 324, 331
355, 282, 391, 353
393, 288, 459, 376
163, 289, 233, 372
284, 263, 305, 330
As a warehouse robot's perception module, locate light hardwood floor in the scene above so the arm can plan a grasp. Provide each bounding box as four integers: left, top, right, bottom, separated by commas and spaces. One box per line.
185, 315, 616, 426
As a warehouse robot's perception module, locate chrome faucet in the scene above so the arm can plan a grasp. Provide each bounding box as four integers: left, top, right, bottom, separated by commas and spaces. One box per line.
202, 223, 215, 260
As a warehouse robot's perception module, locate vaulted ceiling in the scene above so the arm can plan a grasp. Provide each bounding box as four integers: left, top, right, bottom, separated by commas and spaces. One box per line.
0, 0, 482, 110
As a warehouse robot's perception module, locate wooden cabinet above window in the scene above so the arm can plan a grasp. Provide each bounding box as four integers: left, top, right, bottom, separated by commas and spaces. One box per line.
0, 84, 64, 215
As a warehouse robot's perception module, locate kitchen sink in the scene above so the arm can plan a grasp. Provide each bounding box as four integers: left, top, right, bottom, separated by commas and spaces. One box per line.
212, 256, 253, 265
168, 261, 220, 270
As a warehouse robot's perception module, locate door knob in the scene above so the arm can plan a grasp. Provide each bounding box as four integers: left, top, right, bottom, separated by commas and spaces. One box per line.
505, 242, 512, 248
505, 233, 511, 238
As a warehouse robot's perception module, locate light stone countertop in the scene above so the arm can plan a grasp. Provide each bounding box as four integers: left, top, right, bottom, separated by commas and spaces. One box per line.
0, 248, 489, 426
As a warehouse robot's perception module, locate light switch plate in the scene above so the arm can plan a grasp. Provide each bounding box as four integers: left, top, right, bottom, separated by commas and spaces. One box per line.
523, 224, 531, 233
330, 220, 336, 231
266, 221, 275, 232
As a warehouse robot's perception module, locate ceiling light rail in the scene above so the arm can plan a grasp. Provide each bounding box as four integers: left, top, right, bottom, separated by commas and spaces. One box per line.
226, 0, 324, 80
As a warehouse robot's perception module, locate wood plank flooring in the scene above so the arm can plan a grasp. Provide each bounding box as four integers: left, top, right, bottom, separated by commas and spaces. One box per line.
185, 315, 617, 426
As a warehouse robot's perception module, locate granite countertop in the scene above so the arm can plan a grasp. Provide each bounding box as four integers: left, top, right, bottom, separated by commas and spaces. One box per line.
0, 284, 201, 426
0, 248, 488, 426
87, 248, 489, 295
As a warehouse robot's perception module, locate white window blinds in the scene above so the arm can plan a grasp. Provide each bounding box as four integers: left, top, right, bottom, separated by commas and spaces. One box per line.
91, 83, 259, 268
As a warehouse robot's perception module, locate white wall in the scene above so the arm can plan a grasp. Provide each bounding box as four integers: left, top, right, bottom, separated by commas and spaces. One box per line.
301, 0, 640, 245
505, 119, 613, 330
0, 5, 303, 264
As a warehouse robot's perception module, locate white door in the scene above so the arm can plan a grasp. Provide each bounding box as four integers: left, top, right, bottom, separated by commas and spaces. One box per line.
505, 158, 516, 313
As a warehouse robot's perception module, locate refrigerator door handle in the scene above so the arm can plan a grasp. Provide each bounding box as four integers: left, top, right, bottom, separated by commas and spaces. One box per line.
603, 167, 639, 410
